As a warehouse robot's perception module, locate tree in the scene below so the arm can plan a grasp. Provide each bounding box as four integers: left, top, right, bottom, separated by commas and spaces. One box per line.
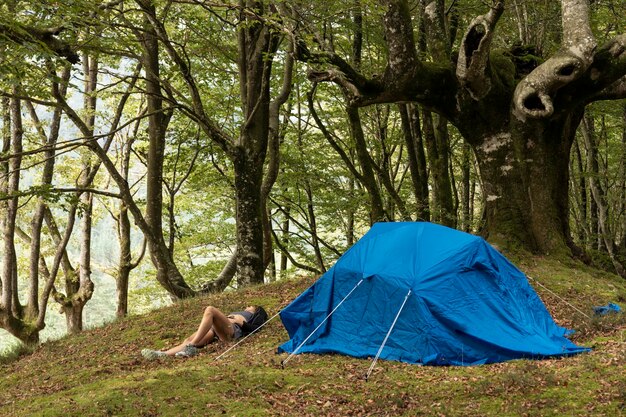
294, 0, 626, 257
138, 0, 293, 286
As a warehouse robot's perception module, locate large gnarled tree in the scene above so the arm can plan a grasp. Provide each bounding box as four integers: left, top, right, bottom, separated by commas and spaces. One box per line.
300, 0, 626, 258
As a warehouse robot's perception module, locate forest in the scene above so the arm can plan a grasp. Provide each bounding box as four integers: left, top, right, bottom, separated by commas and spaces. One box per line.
0, 0, 625, 353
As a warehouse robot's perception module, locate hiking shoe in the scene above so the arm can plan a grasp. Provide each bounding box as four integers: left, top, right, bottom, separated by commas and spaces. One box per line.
175, 344, 200, 358
141, 349, 168, 360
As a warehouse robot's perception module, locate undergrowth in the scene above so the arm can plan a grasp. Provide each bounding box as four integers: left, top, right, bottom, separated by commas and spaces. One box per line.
0, 258, 624, 417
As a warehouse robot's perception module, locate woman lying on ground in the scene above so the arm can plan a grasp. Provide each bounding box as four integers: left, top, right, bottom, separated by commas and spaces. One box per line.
141, 305, 267, 359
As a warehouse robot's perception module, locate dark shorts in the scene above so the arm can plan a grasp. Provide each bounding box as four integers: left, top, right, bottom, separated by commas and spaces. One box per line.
232, 323, 243, 340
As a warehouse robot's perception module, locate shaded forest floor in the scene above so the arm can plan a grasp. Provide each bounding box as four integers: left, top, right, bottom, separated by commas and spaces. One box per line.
1, 256, 625, 416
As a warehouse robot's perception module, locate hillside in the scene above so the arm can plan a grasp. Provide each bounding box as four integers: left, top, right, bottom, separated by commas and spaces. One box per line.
0, 256, 625, 417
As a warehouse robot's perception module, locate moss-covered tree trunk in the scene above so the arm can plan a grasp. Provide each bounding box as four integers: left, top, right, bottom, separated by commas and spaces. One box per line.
462, 110, 583, 255
138, 2, 195, 298
233, 148, 266, 286
231, 2, 280, 286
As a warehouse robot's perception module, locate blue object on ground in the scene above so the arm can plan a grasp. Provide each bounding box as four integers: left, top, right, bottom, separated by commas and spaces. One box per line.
278, 222, 590, 366
593, 303, 622, 316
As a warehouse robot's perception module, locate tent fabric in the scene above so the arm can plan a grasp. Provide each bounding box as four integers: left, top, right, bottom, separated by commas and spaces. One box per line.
278, 222, 589, 366
593, 303, 622, 316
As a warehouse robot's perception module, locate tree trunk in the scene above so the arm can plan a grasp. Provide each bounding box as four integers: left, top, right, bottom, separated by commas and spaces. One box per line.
64, 304, 85, 335
116, 201, 132, 319
139, 3, 191, 297
573, 138, 589, 245
280, 206, 291, 272
462, 107, 584, 257
0, 95, 42, 346
346, 178, 355, 246
1, 97, 12, 313
25, 74, 67, 321
346, 106, 387, 223
63, 191, 95, 334
233, 150, 265, 286
305, 181, 326, 273
398, 103, 429, 221
262, 42, 294, 274
422, 109, 455, 227
115, 115, 139, 319
230, 2, 280, 286
461, 142, 472, 233
5, 95, 23, 317
582, 115, 608, 251
374, 105, 411, 221
59, 54, 100, 333
581, 113, 625, 277
619, 104, 626, 254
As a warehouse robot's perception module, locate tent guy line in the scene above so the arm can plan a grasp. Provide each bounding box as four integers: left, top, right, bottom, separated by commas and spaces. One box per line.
527, 276, 592, 320
365, 288, 412, 381
281, 278, 365, 368
214, 310, 283, 361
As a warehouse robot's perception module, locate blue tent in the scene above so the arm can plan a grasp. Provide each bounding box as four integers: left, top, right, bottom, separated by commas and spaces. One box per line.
278, 222, 589, 365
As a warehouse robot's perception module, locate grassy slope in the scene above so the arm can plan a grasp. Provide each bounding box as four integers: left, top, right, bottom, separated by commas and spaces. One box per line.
0, 257, 625, 417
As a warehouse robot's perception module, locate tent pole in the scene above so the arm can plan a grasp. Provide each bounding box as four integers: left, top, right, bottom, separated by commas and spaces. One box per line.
281, 278, 365, 368
214, 310, 283, 361
365, 289, 412, 381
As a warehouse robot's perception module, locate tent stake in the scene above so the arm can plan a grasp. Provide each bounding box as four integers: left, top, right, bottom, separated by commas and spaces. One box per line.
214, 310, 283, 361
365, 289, 412, 382
281, 278, 364, 368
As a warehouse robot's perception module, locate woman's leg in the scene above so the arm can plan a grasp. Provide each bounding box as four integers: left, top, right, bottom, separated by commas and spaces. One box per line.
188, 306, 234, 346
164, 329, 216, 355
143, 306, 234, 358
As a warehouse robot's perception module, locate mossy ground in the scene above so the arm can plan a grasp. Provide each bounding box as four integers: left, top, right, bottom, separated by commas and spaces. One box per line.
1, 257, 624, 417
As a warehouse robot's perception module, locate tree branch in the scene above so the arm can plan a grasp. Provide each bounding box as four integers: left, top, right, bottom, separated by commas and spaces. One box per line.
455, 0, 505, 100
589, 75, 626, 101
270, 228, 321, 275
307, 86, 364, 184
562, 0, 596, 62
0, 23, 80, 63
0, 187, 120, 201
579, 35, 626, 102
136, 1, 234, 156
269, 195, 342, 258
513, 0, 598, 120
